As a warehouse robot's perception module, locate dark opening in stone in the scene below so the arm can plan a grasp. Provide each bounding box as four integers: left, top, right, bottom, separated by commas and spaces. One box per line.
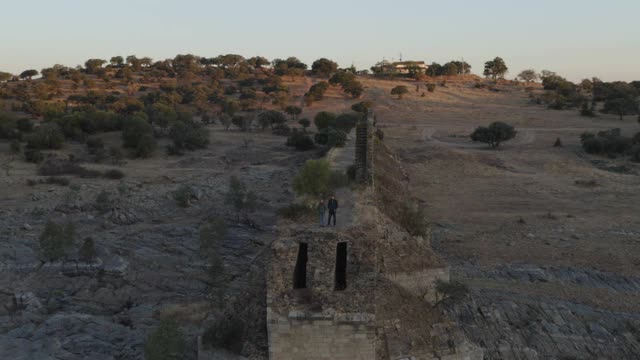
293, 242, 308, 289
335, 242, 347, 291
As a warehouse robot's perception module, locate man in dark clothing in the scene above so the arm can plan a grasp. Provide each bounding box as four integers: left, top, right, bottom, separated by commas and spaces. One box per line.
327, 196, 338, 226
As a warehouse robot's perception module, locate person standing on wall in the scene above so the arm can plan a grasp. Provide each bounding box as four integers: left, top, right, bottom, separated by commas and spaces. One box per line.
327, 195, 338, 227
317, 199, 326, 227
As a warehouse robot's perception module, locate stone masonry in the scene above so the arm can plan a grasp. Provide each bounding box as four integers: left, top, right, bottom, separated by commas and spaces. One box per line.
355, 109, 374, 185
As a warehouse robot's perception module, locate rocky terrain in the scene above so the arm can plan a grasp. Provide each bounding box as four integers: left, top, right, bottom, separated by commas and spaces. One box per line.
0, 128, 313, 359
370, 76, 640, 359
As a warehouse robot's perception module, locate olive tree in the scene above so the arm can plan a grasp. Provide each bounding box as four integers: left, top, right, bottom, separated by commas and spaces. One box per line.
470, 121, 517, 148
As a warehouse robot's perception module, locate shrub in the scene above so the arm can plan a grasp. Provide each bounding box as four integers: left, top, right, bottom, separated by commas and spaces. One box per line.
10, 139, 21, 154
122, 114, 153, 148
399, 203, 427, 236
376, 128, 385, 141
298, 118, 310, 130
633, 132, 640, 145
199, 217, 227, 252
78, 237, 97, 262
335, 113, 360, 133
225, 176, 257, 219
553, 137, 563, 147
26, 123, 65, 149
313, 111, 336, 130
27, 177, 70, 187
581, 137, 604, 154
272, 123, 291, 136
133, 134, 156, 158
103, 169, 125, 180
39, 220, 75, 261
144, 319, 187, 360
470, 121, 516, 148
426, 83, 436, 92
278, 203, 314, 221
174, 185, 195, 208
328, 170, 349, 190
38, 158, 101, 178
580, 103, 595, 117
17, 118, 33, 133
95, 190, 112, 213
86, 137, 104, 155
286, 130, 315, 151
24, 148, 44, 163
314, 127, 347, 148
169, 121, 209, 151
166, 144, 184, 156
293, 159, 330, 196
391, 85, 409, 99
202, 319, 244, 354
631, 145, 640, 162
351, 101, 373, 114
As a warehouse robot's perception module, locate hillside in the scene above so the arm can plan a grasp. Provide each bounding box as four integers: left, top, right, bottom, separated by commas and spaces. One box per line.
1, 59, 640, 359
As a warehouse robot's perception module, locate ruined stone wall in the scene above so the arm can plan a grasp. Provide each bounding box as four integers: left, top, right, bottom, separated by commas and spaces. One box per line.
385, 268, 450, 304
355, 110, 374, 185
267, 309, 375, 360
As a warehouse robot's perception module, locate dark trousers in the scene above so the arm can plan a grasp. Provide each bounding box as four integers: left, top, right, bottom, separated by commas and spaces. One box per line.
327, 210, 336, 226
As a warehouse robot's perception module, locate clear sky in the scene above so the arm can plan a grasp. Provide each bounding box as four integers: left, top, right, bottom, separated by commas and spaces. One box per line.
1, 0, 638, 82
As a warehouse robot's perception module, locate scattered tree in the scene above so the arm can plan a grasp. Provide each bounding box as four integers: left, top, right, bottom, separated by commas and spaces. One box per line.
391, 85, 409, 99
285, 105, 302, 120
311, 58, 338, 76
19, 69, 39, 80
483, 57, 508, 80
518, 69, 538, 83
470, 121, 517, 148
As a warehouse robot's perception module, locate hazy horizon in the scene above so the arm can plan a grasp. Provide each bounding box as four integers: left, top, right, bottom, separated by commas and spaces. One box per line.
1, 0, 639, 82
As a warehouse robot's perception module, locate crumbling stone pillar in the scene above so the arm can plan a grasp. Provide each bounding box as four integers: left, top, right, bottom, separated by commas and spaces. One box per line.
355, 109, 375, 185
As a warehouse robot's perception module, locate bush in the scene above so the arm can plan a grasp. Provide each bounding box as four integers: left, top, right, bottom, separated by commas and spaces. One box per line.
278, 203, 314, 221
174, 185, 195, 208
10, 139, 21, 154
39, 220, 75, 261
272, 123, 291, 136
335, 113, 360, 133
26, 123, 65, 149
426, 83, 436, 92
122, 114, 153, 148
470, 121, 516, 148
328, 170, 349, 190
94, 190, 112, 213
293, 159, 330, 196
144, 319, 187, 360
399, 203, 427, 236
313, 111, 336, 130
38, 158, 101, 178
169, 121, 209, 151
17, 118, 33, 133
286, 130, 315, 151
202, 319, 244, 354
391, 85, 409, 99
314, 127, 347, 148
133, 134, 156, 158
298, 118, 310, 130
351, 101, 373, 114
199, 217, 227, 252
86, 137, 104, 155
580, 103, 595, 117
375, 128, 385, 141
225, 176, 257, 218
78, 237, 97, 262
103, 169, 125, 180
27, 176, 70, 187
582, 137, 604, 154
24, 148, 44, 163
